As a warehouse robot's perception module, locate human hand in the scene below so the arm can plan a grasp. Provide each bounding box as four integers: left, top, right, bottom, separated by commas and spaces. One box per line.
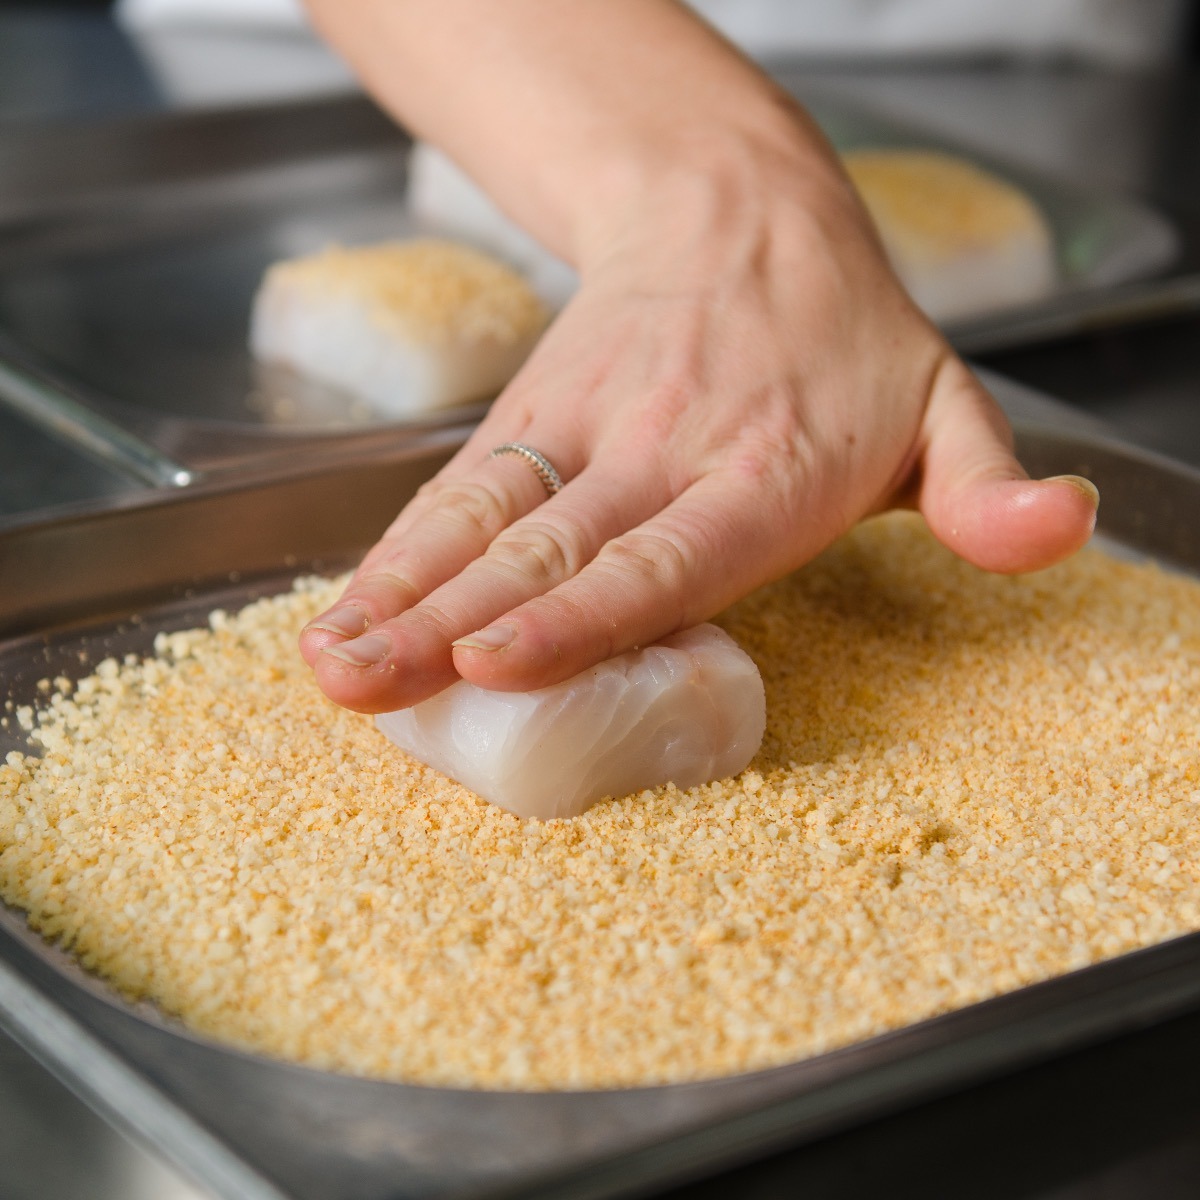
299, 129, 1097, 713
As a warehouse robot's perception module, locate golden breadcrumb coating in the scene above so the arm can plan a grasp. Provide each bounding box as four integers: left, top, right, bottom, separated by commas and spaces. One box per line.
259, 238, 548, 345
844, 149, 1050, 262
2, 514, 1198, 1090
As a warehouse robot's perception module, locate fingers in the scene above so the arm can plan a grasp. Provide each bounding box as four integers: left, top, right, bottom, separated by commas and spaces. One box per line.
298, 453, 545, 664
450, 471, 803, 693
309, 454, 673, 712
297, 392, 591, 667
917, 359, 1099, 574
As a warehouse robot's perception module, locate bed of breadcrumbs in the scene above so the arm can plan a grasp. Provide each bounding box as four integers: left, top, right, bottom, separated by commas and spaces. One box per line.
1, 513, 1198, 1090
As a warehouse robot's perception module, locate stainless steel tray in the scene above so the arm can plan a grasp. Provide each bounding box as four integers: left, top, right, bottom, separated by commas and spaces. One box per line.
0, 88, 1181, 488
2, 422, 1200, 1200
791, 81, 1183, 354
0, 96, 446, 486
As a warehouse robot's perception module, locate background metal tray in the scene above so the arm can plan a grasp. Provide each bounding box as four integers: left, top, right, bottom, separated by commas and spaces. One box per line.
0, 89, 1179, 487
2, 422, 1200, 1200
793, 81, 1181, 353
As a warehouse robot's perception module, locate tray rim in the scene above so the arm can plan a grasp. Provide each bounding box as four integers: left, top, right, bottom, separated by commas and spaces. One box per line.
4, 418, 1200, 1199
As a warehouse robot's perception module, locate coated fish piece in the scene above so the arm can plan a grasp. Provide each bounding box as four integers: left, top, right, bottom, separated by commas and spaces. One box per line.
843, 149, 1056, 323
249, 239, 549, 418
375, 624, 766, 819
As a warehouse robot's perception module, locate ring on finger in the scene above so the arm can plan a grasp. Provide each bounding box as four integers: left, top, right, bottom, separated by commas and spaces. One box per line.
488, 442, 565, 498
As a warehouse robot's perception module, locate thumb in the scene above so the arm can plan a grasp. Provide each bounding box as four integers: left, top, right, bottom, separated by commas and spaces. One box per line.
918, 359, 1098, 574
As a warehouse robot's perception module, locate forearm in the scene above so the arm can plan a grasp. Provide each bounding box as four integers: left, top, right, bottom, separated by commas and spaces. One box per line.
303, 0, 848, 268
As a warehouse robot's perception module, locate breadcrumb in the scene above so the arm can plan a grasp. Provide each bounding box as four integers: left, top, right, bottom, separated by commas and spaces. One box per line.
258, 239, 548, 346
2, 514, 1199, 1090
844, 150, 1048, 257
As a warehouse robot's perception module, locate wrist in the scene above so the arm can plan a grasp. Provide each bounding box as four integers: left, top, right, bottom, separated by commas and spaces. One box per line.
560, 90, 861, 275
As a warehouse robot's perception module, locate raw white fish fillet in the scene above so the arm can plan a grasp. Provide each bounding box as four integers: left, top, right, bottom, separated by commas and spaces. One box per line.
249, 239, 549, 418
376, 624, 765, 820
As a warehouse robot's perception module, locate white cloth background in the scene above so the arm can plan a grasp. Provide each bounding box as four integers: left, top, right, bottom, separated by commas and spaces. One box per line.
113, 0, 1190, 108
118, 0, 1189, 65
693, 0, 1189, 65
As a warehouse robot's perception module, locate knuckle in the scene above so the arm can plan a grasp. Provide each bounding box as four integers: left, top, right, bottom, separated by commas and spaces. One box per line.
354, 567, 421, 607
424, 479, 514, 540
357, 537, 413, 578
738, 432, 822, 506
724, 387, 812, 475
485, 520, 585, 586
641, 379, 692, 432
596, 529, 691, 595
404, 604, 458, 643
727, 429, 789, 485
629, 373, 701, 449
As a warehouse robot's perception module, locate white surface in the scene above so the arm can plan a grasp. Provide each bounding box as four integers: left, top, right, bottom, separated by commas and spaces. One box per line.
118, 0, 1188, 66
116, 0, 354, 108
112, 0, 1188, 112
117, 0, 307, 29
691, 0, 1187, 65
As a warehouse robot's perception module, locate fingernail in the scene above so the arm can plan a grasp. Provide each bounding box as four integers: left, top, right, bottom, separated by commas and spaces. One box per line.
1045, 474, 1100, 508
453, 625, 516, 652
321, 633, 391, 667
307, 605, 370, 637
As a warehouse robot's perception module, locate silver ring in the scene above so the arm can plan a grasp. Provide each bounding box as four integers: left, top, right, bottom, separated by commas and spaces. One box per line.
489, 442, 564, 497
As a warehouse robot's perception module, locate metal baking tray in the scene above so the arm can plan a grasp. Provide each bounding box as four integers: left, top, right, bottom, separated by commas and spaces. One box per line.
2, 420, 1200, 1200
406, 81, 1181, 357
0, 87, 1180, 487
0, 95, 440, 486
791, 82, 1183, 355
